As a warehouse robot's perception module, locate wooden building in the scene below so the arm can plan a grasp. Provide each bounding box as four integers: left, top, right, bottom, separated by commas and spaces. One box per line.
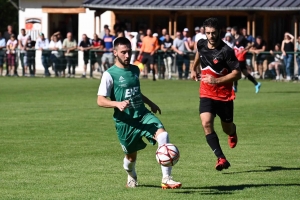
83, 0, 300, 49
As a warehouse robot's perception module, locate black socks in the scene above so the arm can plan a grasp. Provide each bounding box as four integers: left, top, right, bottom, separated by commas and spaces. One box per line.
206, 131, 225, 158
246, 74, 258, 85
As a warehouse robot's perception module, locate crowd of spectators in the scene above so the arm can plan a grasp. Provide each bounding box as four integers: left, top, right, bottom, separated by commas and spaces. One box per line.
0, 22, 300, 81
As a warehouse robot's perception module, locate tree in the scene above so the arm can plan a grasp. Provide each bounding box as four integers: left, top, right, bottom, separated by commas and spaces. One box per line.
0, 0, 19, 33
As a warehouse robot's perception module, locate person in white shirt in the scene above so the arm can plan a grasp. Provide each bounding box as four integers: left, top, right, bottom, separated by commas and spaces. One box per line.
35, 32, 50, 77
223, 32, 234, 48
6, 34, 18, 76
194, 26, 207, 51
128, 32, 137, 64
49, 35, 63, 77
17, 28, 29, 76
268, 43, 284, 80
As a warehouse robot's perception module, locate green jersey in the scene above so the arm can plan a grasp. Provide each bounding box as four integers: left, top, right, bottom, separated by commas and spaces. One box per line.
97, 65, 147, 122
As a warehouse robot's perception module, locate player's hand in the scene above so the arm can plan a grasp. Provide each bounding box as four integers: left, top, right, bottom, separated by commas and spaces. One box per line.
150, 51, 154, 55
191, 70, 197, 81
116, 100, 130, 112
149, 103, 161, 114
201, 74, 217, 84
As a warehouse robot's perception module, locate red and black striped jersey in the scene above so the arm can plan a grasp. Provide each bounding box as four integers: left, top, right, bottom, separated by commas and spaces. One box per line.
197, 39, 239, 101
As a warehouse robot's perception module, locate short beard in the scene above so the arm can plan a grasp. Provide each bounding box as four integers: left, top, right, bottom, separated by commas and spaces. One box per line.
207, 32, 220, 46
117, 55, 129, 67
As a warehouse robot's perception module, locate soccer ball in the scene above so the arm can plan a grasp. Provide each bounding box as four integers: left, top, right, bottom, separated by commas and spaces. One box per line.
156, 143, 180, 167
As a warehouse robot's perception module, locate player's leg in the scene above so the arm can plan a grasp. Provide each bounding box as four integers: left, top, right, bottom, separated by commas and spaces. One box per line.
200, 98, 229, 171
149, 55, 156, 81
241, 61, 261, 93
140, 112, 181, 189
155, 128, 181, 189
124, 151, 138, 188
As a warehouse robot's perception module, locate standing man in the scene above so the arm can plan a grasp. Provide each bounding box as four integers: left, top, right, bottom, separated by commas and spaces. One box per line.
172, 31, 190, 80
191, 18, 241, 171
161, 34, 174, 79
231, 26, 261, 93
4, 25, 17, 76
18, 28, 29, 76
138, 29, 160, 81
63, 32, 77, 78
79, 34, 92, 78
102, 29, 116, 71
97, 37, 181, 189
35, 33, 50, 77
91, 33, 104, 75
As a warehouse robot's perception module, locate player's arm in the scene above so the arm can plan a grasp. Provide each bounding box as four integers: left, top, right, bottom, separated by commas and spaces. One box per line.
202, 49, 241, 84
191, 51, 201, 81
141, 94, 161, 114
96, 72, 129, 111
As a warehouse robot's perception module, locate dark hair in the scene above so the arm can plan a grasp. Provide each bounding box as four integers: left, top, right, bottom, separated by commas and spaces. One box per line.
232, 26, 238, 31
113, 37, 131, 49
275, 43, 281, 49
256, 36, 262, 39
203, 18, 221, 31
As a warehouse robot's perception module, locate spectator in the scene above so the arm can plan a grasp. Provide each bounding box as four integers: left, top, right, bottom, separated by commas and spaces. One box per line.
49, 35, 63, 77
18, 28, 29, 76
241, 28, 255, 44
250, 36, 267, 79
4, 25, 17, 76
102, 29, 116, 71
241, 28, 255, 72
91, 33, 104, 74
295, 36, 300, 80
194, 26, 206, 48
63, 32, 77, 78
6, 34, 18, 76
268, 43, 284, 80
117, 31, 125, 38
172, 31, 190, 80
138, 29, 160, 81
223, 32, 233, 48
99, 25, 109, 39
159, 28, 167, 42
79, 34, 92, 78
192, 27, 200, 43
226, 27, 232, 34
24, 36, 36, 77
281, 32, 294, 81
182, 28, 193, 50
113, 19, 126, 36
161, 34, 174, 79
0, 32, 5, 76
128, 32, 137, 64
35, 33, 50, 77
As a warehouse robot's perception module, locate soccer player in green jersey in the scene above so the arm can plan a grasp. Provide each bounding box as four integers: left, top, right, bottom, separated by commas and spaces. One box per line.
97, 37, 181, 189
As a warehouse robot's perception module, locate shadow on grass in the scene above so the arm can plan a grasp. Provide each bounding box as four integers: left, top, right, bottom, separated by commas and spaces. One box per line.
222, 166, 300, 175
171, 183, 300, 195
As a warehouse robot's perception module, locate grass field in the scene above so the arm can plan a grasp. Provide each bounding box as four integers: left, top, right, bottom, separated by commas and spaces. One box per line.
0, 77, 300, 200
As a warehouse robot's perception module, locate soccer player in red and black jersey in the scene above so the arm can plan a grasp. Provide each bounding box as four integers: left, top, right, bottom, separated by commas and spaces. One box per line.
191, 18, 241, 171
231, 26, 261, 93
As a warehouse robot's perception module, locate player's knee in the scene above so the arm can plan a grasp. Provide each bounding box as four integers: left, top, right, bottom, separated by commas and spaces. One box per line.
202, 121, 212, 131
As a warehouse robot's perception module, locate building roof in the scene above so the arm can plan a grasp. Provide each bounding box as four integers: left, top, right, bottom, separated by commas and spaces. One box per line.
82, 0, 300, 11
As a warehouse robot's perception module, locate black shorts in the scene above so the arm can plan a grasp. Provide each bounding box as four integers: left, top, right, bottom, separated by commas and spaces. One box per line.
141, 52, 154, 65
239, 61, 247, 71
83, 54, 89, 65
199, 97, 234, 123
256, 54, 267, 64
